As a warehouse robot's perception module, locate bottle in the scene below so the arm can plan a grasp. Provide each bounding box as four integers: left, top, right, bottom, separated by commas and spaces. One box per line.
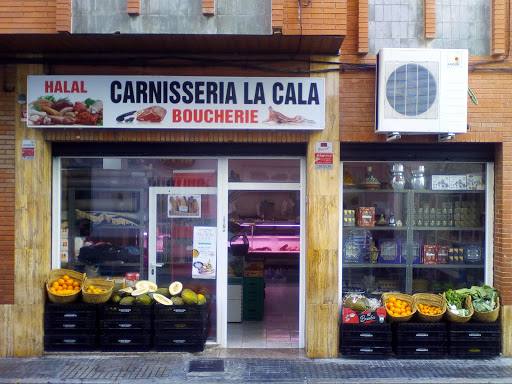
411, 165, 426, 190
390, 163, 405, 190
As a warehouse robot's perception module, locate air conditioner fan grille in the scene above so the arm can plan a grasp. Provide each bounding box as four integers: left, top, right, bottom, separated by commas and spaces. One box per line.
386, 63, 437, 117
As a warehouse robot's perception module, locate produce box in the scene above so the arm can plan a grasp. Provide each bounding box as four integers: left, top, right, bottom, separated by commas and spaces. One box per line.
340, 323, 392, 345
342, 306, 386, 324
100, 330, 151, 352
356, 207, 375, 227
44, 333, 97, 352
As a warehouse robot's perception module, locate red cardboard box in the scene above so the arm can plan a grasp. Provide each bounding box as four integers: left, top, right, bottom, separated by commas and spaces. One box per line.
342, 306, 386, 324
356, 207, 375, 227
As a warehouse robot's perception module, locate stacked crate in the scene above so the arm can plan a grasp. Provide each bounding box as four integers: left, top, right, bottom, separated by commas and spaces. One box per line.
448, 322, 501, 357
153, 304, 208, 352
99, 303, 152, 352
339, 323, 393, 358
44, 302, 98, 352
393, 322, 447, 358
243, 277, 264, 321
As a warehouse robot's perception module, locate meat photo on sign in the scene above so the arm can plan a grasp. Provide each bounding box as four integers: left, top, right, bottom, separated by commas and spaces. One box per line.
27, 96, 103, 126
115, 106, 167, 124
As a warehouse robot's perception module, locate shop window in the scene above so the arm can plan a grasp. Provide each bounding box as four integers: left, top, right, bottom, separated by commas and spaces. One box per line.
342, 161, 488, 296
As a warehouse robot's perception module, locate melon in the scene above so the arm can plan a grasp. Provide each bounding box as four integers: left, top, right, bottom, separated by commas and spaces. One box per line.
119, 296, 136, 306
135, 294, 152, 306
135, 280, 158, 292
181, 288, 198, 305
153, 293, 173, 306
171, 296, 184, 306
156, 287, 171, 298
169, 281, 183, 296
119, 287, 134, 296
197, 293, 207, 306
131, 286, 150, 296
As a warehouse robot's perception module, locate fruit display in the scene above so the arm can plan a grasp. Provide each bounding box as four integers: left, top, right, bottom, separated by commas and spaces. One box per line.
110, 280, 207, 307
417, 303, 442, 316
49, 274, 81, 296
385, 296, 413, 317
85, 285, 108, 294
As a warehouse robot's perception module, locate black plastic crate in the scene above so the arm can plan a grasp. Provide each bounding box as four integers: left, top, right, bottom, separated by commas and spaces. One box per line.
395, 345, 447, 358
153, 328, 207, 345
394, 322, 447, 342
340, 345, 392, 358
340, 323, 392, 346
448, 322, 500, 342
44, 317, 96, 331
100, 330, 151, 352
243, 307, 264, 321
154, 304, 206, 320
44, 302, 97, 322
154, 317, 208, 331
100, 318, 152, 330
100, 304, 153, 319
44, 333, 97, 352
449, 342, 501, 358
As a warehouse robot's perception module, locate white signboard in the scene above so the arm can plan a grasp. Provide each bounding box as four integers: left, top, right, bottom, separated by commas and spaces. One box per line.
192, 226, 216, 279
27, 76, 325, 130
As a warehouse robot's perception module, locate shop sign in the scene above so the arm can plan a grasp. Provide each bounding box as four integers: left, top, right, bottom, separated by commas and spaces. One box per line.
192, 226, 217, 279
21, 139, 35, 160
314, 141, 333, 170
27, 76, 325, 130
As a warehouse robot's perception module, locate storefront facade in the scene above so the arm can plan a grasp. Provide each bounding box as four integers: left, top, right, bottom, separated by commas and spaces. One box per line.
1, 1, 512, 358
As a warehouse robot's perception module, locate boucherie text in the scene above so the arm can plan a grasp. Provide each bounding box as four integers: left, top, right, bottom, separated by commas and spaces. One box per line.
110, 80, 320, 105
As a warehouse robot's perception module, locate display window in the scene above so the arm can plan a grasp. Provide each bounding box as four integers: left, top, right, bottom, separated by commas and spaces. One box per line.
341, 161, 491, 296
57, 157, 219, 341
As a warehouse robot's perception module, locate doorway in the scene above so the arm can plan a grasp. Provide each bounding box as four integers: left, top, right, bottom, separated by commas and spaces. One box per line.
226, 158, 305, 348
146, 157, 305, 348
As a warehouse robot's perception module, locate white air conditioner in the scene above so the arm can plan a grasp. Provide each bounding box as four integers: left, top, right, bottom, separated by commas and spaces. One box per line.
375, 48, 468, 134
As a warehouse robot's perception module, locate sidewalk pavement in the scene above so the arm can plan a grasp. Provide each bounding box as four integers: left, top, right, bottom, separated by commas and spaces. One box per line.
1, 347, 512, 384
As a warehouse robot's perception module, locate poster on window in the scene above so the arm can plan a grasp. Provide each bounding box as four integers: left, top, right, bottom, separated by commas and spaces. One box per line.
168, 194, 201, 218
192, 226, 216, 279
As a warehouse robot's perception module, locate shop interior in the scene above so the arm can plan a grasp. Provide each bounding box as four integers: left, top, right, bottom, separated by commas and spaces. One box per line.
227, 190, 300, 348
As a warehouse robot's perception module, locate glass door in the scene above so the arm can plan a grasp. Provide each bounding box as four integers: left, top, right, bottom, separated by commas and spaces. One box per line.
226, 158, 305, 348
148, 168, 219, 342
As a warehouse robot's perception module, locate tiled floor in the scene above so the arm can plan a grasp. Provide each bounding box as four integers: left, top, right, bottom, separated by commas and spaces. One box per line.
227, 282, 299, 348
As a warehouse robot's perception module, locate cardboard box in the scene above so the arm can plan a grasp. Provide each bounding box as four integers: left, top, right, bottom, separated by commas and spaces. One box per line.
356, 207, 375, 227
467, 173, 485, 190
342, 306, 387, 324
450, 175, 467, 190
432, 175, 450, 190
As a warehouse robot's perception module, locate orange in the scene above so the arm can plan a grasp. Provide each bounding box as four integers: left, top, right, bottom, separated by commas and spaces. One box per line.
65, 279, 73, 286
62, 275, 69, 281
74, 286, 80, 291
389, 297, 396, 303
72, 281, 80, 288
57, 278, 65, 285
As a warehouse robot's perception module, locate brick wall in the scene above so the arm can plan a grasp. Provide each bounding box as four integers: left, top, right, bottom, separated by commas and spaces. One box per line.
280, 0, 346, 36
0, 1, 56, 33
0, 64, 16, 305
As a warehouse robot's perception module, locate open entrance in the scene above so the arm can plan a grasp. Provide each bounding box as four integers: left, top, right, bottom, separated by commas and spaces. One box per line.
226, 159, 303, 348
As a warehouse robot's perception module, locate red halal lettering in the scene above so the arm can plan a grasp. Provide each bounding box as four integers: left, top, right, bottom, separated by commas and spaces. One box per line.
45, 81, 87, 93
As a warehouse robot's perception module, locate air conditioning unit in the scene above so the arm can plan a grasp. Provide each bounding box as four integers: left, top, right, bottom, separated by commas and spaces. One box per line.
375, 48, 468, 134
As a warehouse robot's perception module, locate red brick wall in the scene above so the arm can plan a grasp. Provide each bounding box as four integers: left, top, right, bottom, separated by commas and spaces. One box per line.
280, 0, 346, 36
0, 1, 57, 33
0, 64, 16, 305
